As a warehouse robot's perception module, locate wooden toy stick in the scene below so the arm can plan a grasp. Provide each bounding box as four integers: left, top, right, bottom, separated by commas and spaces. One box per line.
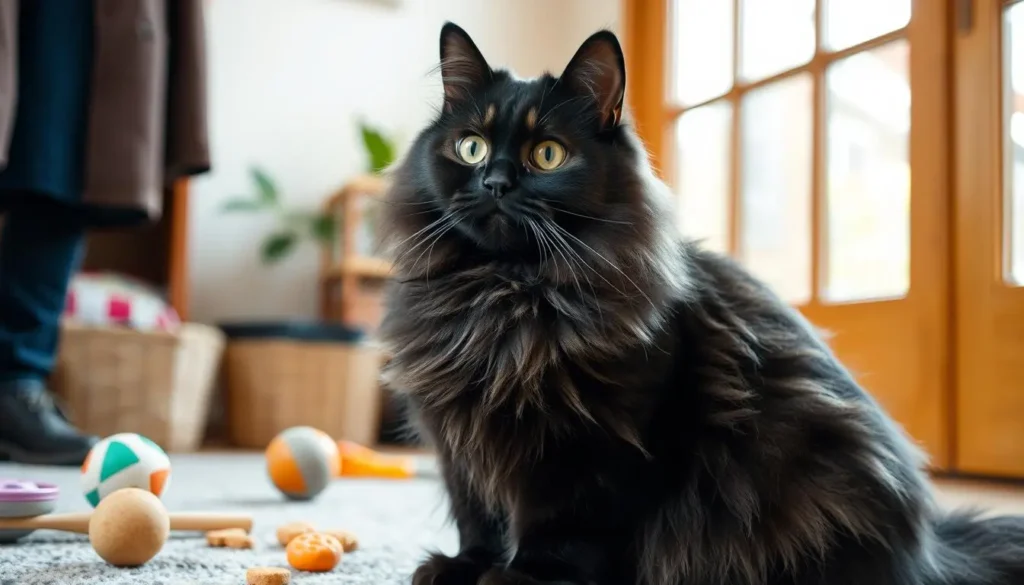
0, 512, 252, 535
0, 512, 91, 534
165, 513, 253, 533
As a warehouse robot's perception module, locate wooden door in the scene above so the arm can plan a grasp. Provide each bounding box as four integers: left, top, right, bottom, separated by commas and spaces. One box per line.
626, 0, 953, 466
954, 0, 1024, 477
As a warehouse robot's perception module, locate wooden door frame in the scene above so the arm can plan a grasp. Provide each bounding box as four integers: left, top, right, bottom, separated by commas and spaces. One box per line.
623, 0, 668, 177
906, 0, 955, 468
950, 0, 997, 475
951, 0, 1024, 476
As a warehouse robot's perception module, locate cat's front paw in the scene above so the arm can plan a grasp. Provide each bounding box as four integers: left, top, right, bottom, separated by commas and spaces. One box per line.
478, 568, 578, 585
412, 552, 491, 585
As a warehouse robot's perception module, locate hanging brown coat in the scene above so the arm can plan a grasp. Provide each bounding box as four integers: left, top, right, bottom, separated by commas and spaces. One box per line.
0, 0, 210, 222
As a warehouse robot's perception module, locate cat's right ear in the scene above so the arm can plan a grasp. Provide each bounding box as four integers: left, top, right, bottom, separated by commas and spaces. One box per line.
439, 22, 492, 109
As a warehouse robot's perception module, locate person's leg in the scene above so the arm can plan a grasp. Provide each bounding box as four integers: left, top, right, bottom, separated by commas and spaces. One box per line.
0, 204, 97, 465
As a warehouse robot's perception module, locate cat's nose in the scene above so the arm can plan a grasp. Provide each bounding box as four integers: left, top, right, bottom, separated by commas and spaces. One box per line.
483, 175, 511, 198
482, 160, 517, 198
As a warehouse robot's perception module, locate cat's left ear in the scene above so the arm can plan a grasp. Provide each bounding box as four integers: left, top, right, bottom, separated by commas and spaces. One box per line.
439, 22, 492, 109
561, 30, 626, 129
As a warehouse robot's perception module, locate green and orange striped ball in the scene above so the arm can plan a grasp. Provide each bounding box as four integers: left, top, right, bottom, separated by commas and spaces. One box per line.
80, 433, 171, 508
265, 426, 340, 500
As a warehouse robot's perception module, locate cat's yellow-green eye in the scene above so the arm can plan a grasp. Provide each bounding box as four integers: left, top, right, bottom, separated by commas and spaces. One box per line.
531, 140, 567, 171
457, 135, 488, 165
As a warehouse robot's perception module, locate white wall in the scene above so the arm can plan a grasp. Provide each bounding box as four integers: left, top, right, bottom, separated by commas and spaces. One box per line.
190, 0, 622, 322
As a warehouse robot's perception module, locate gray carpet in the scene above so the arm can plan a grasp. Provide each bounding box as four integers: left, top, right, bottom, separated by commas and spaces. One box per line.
0, 453, 456, 584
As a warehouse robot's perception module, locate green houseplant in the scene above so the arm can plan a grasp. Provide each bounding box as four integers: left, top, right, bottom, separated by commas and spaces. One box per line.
221, 121, 397, 264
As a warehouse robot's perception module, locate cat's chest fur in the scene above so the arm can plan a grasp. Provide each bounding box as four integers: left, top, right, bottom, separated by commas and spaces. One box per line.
383, 273, 597, 416
380, 269, 661, 510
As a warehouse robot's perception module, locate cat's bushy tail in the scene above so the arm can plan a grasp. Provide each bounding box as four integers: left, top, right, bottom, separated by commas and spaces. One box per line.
929, 510, 1024, 584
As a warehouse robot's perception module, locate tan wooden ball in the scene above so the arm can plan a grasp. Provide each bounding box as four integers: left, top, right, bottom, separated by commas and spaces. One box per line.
88, 488, 170, 567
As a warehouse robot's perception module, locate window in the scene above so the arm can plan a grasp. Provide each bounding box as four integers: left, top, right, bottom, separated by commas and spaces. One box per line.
630, 0, 914, 305
1005, 1, 1024, 284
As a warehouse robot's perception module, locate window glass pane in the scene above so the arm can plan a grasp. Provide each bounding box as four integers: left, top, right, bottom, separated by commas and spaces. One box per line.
824, 0, 910, 51
1006, 3, 1024, 285
824, 41, 910, 302
673, 102, 732, 254
740, 74, 813, 304
739, 0, 815, 81
671, 0, 734, 105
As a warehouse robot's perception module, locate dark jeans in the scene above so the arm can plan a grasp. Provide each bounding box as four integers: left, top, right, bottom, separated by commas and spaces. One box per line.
0, 0, 92, 391
0, 207, 85, 386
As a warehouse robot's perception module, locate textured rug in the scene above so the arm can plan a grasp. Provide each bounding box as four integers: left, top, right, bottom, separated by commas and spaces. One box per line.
0, 453, 456, 584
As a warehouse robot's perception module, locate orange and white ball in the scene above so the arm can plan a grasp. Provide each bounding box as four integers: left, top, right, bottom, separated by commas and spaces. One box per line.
265, 427, 339, 500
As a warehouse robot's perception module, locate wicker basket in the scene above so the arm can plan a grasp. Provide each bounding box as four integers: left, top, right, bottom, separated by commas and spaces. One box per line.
223, 338, 384, 448
50, 321, 226, 452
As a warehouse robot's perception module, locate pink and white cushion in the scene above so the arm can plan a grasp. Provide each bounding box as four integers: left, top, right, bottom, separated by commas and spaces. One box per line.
64, 272, 180, 331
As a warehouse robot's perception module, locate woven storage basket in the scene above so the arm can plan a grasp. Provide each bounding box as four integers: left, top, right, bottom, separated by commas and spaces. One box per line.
223, 339, 383, 448
50, 321, 225, 452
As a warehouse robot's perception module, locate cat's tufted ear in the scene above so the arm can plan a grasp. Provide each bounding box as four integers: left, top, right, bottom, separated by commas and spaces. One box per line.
561, 30, 626, 130
439, 22, 492, 109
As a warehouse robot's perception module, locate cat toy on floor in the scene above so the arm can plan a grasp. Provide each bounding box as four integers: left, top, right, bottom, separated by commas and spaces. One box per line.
264, 426, 438, 501
0, 480, 252, 567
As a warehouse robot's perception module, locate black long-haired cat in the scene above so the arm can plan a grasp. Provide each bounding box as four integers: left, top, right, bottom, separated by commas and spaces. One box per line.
377, 22, 1024, 585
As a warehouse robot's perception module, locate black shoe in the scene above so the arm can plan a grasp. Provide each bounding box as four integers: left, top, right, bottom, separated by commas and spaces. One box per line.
0, 380, 98, 466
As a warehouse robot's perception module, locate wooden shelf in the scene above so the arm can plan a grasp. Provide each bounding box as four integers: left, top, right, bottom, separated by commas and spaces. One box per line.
321, 174, 387, 210
325, 256, 393, 279
318, 174, 390, 328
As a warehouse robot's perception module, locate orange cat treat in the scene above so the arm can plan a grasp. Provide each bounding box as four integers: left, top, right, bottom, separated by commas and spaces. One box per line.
224, 532, 255, 549
246, 566, 291, 585
321, 529, 358, 552
276, 521, 316, 547
285, 532, 343, 572
207, 528, 247, 547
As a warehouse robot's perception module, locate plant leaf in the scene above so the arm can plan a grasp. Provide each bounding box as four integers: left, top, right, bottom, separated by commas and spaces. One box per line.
360, 123, 396, 174
310, 213, 337, 243
221, 198, 264, 212
281, 210, 314, 228
251, 167, 278, 205
261, 231, 297, 264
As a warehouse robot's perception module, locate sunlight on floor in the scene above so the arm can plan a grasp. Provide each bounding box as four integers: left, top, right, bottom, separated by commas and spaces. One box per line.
934, 478, 1024, 515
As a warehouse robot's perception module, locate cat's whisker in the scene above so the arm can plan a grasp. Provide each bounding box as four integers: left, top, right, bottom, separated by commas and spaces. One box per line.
538, 230, 562, 287
536, 95, 591, 127
524, 220, 553, 281
422, 221, 460, 284
538, 221, 586, 300
551, 224, 649, 302
400, 208, 447, 218
542, 219, 606, 329
539, 202, 633, 226
382, 200, 438, 208
528, 218, 566, 290
541, 218, 604, 302
536, 81, 555, 124
395, 212, 460, 265
395, 225, 448, 266
408, 214, 461, 280
548, 219, 654, 308
390, 212, 453, 252
515, 213, 530, 240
